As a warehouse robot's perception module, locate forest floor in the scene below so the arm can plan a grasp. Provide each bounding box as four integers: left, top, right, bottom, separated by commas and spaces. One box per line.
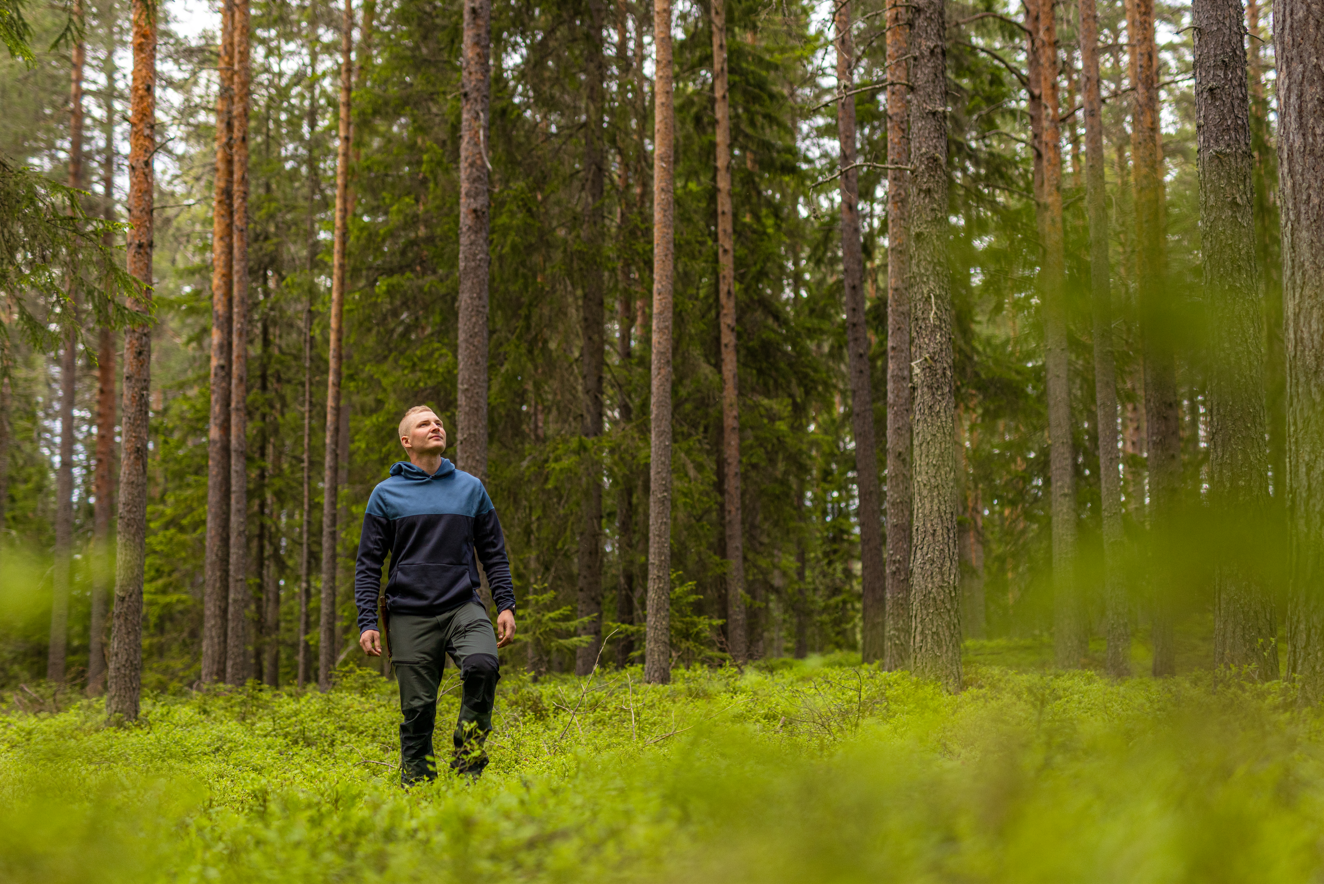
3, 635, 1322, 884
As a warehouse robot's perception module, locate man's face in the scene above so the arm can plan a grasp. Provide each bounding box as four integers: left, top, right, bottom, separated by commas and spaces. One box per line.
402, 410, 447, 456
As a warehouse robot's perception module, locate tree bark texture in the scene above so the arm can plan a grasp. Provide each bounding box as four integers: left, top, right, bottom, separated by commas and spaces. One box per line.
1129, 0, 1181, 677
262, 370, 280, 686
320, 0, 353, 691
1194, 0, 1277, 680
908, 0, 961, 693
884, 0, 912, 672
712, 0, 746, 664
576, 0, 607, 676
1035, 0, 1084, 669
106, 0, 154, 721
299, 32, 318, 690
49, 0, 85, 684
644, 0, 675, 685
457, 0, 491, 480
835, 0, 886, 664
203, 0, 235, 684
1277, 0, 1324, 699
227, 0, 252, 685
1080, 0, 1129, 677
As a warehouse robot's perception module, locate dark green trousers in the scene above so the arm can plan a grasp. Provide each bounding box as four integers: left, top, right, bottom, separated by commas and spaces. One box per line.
390, 603, 500, 784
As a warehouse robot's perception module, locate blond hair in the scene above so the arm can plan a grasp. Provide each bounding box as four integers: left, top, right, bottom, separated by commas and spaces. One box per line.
399, 405, 439, 442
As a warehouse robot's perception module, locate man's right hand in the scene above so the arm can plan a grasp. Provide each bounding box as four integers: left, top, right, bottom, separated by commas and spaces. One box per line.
360, 629, 382, 657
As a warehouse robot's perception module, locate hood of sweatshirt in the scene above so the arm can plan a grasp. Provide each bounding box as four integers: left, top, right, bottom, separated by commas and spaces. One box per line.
389, 458, 456, 480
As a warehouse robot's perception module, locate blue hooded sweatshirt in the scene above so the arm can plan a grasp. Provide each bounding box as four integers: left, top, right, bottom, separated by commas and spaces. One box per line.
354, 458, 515, 634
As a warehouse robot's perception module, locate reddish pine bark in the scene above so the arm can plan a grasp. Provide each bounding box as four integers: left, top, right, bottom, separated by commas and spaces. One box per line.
644, 0, 676, 685
320, 0, 353, 690
106, 0, 155, 722
457, 0, 492, 479
203, 0, 235, 684
226, 0, 252, 685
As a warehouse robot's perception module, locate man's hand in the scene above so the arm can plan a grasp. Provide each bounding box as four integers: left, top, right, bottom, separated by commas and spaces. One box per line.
360, 629, 382, 657
496, 609, 517, 649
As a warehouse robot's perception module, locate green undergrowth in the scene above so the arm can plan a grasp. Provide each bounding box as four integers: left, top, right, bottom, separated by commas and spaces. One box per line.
3, 658, 1324, 883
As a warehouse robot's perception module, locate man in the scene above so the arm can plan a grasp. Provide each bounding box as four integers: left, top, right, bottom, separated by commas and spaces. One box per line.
356, 405, 517, 784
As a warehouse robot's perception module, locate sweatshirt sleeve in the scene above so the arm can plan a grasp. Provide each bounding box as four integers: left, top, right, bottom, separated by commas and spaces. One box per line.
355, 489, 395, 633
474, 489, 516, 613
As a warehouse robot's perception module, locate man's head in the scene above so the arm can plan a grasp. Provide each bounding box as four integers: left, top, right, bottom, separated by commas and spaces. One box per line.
399, 406, 447, 458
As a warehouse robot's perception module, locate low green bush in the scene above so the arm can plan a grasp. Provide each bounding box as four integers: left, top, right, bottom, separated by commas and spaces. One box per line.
2, 658, 1321, 883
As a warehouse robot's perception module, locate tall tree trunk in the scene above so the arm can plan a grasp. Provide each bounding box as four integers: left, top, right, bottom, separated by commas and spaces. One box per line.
1129, 0, 1181, 676
320, 0, 353, 691
835, 0, 886, 664
1281, 0, 1324, 701
711, 0, 745, 664
884, 0, 912, 671
298, 30, 318, 690
262, 323, 280, 686
1080, 0, 1129, 676
106, 0, 155, 721
1036, 0, 1084, 668
457, 0, 491, 479
1196, 0, 1276, 680
644, 0, 676, 686
227, 0, 252, 685
908, 0, 960, 693
49, 1, 84, 684
575, 0, 607, 676
203, 0, 235, 684
614, 6, 637, 668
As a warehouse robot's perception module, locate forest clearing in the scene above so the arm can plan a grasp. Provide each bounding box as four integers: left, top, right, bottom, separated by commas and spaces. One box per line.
7, 639, 1324, 884
4, 0, 1324, 871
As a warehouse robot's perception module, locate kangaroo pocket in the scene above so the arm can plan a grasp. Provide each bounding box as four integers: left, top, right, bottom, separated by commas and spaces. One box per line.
388, 562, 474, 612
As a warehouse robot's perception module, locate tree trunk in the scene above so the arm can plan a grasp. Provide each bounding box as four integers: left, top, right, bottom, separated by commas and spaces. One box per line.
1080, 0, 1129, 676
457, 0, 491, 479
835, 0, 886, 664
711, 0, 745, 664
298, 30, 318, 690
614, 12, 637, 667
1129, 0, 1181, 677
0, 378, 8, 548
884, 0, 912, 671
908, 0, 960, 693
320, 0, 353, 691
1278, 1, 1324, 697
575, 0, 607, 676
203, 0, 235, 684
106, 0, 155, 721
1195, 0, 1276, 680
226, 0, 252, 685
644, 0, 675, 686
1035, 0, 1084, 669
262, 339, 280, 686
49, 0, 85, 685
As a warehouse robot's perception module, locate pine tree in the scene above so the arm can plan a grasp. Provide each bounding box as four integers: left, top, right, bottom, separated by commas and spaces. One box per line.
644, 0, 676, 686
908, 0, 960, 692
106, 0, 155, 721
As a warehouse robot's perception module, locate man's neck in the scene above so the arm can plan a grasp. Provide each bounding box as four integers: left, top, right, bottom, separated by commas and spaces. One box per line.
409, 452, 443, 475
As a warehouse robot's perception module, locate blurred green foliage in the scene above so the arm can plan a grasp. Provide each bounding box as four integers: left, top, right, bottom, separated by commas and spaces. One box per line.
4, 654, 1323, 883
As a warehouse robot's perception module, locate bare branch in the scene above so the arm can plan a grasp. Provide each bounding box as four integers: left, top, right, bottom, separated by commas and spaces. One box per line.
813, 161, 913, 188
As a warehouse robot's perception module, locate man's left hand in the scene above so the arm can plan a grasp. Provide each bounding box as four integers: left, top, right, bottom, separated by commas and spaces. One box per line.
496, 609, 517, 648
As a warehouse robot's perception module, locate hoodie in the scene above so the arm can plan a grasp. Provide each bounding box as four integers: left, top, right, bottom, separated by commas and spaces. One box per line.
354, 458, 515, 634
